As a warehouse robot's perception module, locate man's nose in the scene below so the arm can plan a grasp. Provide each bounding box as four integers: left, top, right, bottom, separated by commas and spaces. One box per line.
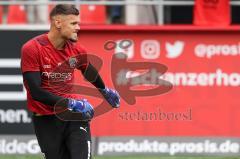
76, 24, 80, 30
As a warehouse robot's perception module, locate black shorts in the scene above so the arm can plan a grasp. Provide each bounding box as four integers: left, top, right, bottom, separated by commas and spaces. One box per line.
32, 114, 92, 159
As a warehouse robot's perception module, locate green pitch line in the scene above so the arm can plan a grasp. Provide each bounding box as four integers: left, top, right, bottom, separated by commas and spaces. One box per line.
0, 156, 240, 159
0, 156, 40, 159
95, 157, 240, 159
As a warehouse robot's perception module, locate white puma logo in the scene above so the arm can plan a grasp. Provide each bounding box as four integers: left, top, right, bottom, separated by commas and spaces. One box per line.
80, 127, 87, 132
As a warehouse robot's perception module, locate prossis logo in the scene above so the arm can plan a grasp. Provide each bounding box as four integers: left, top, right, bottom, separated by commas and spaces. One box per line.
0, 59, 26, 101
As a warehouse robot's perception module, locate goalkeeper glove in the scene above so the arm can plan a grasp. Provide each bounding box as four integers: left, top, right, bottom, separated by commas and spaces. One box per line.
99, 87, 120, 108
68, 99, 94, 120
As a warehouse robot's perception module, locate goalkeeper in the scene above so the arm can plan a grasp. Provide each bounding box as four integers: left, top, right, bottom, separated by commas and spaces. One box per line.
21, 4, 120, 159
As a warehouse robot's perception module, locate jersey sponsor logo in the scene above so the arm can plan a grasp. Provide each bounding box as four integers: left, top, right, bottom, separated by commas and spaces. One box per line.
42, 72, 73, 81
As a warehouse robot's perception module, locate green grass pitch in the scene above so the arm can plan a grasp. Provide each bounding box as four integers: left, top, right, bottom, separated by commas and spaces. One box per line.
0, 156, 240, 159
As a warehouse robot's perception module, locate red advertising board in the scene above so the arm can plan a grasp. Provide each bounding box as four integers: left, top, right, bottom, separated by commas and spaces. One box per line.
77, 25, 240, 137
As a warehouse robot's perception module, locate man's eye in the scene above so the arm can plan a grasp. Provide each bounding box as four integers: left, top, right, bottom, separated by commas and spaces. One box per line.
72, 22, 78, 25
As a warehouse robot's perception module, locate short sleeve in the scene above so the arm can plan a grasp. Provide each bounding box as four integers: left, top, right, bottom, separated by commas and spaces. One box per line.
21, 41, 40, 73
75, 44, 89, 72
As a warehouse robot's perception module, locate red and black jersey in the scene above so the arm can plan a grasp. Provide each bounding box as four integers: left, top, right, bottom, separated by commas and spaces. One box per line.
21, 33, 88, 115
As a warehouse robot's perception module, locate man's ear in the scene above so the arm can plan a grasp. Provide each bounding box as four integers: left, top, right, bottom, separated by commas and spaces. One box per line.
54, 16, 62, 29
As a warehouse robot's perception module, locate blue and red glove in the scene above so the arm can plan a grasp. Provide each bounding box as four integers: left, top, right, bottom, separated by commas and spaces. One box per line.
99, 87, 120, 108
67, 99, 94, 120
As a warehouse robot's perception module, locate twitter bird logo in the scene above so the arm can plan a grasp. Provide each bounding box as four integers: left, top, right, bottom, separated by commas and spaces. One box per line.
166, 41, 184, 59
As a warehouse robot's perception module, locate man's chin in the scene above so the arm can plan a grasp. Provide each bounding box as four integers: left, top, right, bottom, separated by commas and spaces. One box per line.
69, 38, 78, 42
